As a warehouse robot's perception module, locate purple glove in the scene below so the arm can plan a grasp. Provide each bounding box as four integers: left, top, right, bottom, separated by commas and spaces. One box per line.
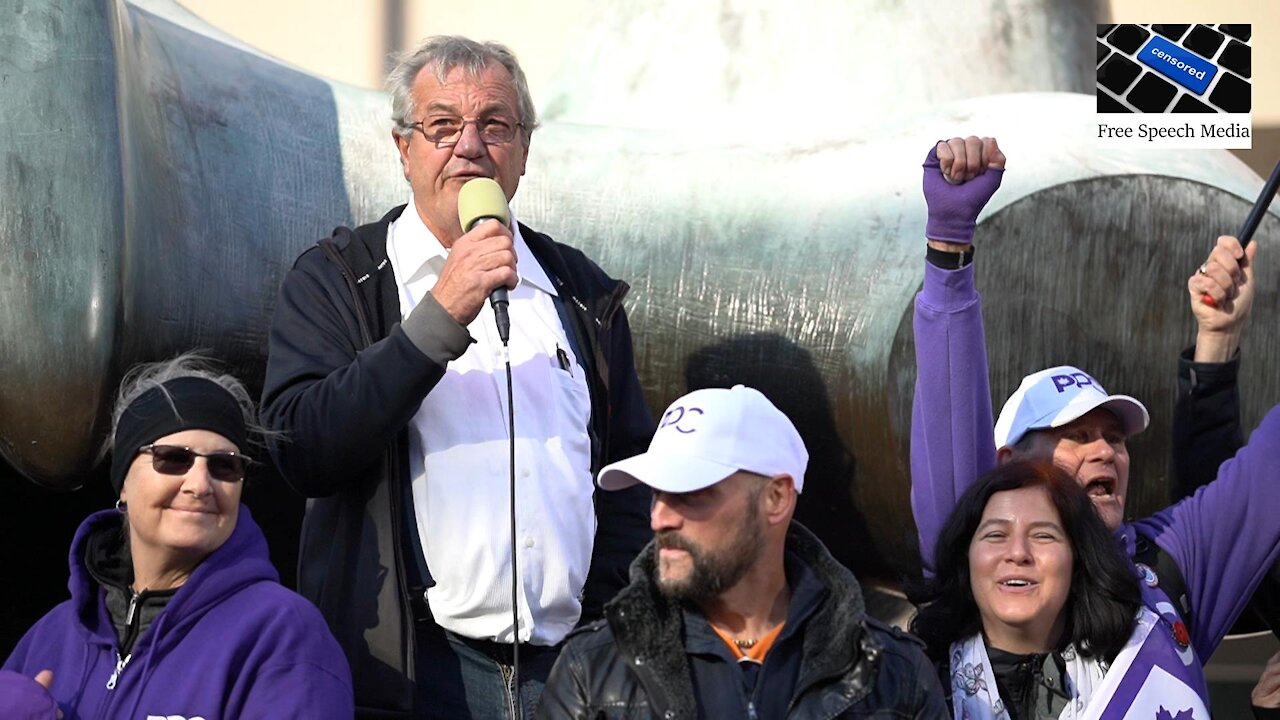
922, 143, 1004, 244
0, 671, 59, 720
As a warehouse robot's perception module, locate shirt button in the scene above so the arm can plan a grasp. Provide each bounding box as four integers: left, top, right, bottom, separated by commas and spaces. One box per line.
521, 468, 531, 478
524, 538, 535, 548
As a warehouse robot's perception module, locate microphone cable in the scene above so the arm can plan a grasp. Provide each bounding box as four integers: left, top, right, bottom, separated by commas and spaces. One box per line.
501, 336, 521, 720
457, 178, 523, 717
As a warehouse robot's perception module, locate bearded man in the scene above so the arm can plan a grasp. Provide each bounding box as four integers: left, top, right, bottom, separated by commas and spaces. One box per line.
537, 385, 945, 718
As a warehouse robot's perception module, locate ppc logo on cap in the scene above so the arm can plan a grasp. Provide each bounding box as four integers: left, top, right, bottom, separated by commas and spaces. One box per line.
993, 365, 1150, 449
597, 385, 808, 494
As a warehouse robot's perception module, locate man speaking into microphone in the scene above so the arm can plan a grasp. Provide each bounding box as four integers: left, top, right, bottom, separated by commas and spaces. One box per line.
261, 36, 654, 719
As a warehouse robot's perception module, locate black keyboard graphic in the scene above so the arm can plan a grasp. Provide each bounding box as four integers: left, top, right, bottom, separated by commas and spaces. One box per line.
1097, 24, 1250, 113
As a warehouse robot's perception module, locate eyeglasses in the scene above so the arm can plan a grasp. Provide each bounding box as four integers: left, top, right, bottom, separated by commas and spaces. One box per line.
137, 444, 252, 482
408, 115, 524, 147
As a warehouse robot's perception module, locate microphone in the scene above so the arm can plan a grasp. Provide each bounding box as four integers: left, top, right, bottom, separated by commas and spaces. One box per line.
459, 177, 523, 699
458, 178, 513, 344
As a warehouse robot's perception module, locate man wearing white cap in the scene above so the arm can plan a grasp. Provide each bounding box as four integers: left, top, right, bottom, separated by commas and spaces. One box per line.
912, 136, 1280, 714
990, 365, 1150, 532
538, 385, 946, 719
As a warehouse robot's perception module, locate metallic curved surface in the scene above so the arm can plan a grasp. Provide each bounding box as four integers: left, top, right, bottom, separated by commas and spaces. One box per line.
0, 0, 121, 486
543, 0, 1109, 141
1, 0, 387, 486
517, 94, 1277, 574
2, 1, 1277, 581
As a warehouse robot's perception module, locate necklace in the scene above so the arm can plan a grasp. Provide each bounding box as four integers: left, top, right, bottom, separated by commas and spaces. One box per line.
733, 638, 759, 649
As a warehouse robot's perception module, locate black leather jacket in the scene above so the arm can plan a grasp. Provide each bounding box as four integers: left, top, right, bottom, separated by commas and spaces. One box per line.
538, 523, 947, 719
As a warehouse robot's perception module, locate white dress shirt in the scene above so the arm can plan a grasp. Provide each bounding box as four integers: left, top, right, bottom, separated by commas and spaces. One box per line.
386, 199, 595, 646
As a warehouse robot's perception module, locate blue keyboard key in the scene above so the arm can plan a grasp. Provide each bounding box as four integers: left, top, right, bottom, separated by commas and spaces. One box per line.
1137, 35, 1217, 95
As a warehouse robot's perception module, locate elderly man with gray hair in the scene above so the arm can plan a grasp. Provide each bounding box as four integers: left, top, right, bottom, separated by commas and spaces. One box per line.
261, 35, 653, 718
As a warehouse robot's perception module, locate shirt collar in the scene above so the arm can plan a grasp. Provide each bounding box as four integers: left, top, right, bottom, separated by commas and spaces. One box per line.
512, 221, 558, 296
393, 197, 558, 296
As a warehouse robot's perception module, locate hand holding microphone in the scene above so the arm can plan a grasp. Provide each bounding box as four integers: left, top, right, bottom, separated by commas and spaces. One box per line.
429, 178, 518, 336
458, 179, 523, 683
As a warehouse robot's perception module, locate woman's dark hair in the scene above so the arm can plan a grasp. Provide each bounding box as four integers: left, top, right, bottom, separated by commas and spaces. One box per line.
910, 461, 1141, 664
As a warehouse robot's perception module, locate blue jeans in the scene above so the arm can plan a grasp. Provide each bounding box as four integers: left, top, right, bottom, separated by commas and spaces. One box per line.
415, 626, 562, 719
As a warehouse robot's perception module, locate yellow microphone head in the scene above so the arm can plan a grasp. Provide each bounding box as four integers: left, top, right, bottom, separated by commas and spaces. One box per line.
457, 177, 511, 231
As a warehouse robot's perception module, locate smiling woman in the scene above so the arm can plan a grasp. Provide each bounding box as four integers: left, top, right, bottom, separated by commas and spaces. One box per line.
967, 484, 1075, 656
109, 368, 257, 591
0, 353, 353, 719
910, 462, 1143, 719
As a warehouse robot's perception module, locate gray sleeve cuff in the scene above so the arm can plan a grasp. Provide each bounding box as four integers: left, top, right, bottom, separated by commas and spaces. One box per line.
401, 292, 474, 364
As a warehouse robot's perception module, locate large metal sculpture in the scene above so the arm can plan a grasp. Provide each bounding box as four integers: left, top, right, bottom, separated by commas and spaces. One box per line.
2, 0, 1277, 589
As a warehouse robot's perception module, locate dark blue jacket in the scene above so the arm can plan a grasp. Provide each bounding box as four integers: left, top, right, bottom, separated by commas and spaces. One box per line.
260, 205, 655, 717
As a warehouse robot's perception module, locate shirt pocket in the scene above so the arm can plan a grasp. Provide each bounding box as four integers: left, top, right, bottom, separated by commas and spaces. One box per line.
549, 363, 592, 462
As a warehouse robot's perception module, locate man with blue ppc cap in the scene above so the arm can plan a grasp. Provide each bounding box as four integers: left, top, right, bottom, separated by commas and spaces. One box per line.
911, 135, 1280, 716
538, 385, 946, 719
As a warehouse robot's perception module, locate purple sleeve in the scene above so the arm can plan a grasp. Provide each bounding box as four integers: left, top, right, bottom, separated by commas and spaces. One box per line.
911, 261, 997, 571
239, 662, 354, 719
1132, 404, 1280, 660
0, 671, 58, 720
236, 599, 355, 719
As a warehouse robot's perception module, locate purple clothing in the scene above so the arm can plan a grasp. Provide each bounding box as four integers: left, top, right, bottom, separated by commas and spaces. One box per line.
922, 147, 1005, 244
910, 261, 995, 574
0, 671, 58, 720
911, 262, 1280, 670
2, 506, 353, 719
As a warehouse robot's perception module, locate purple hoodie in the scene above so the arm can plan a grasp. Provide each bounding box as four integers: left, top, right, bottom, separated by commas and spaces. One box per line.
911, 261, 1280, 697
2, 505, 353, 719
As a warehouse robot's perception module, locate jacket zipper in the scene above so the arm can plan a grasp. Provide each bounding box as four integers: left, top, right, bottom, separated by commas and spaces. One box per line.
106, 591, 140, 689
124, 591, 138, 627
106, 651, 132, 689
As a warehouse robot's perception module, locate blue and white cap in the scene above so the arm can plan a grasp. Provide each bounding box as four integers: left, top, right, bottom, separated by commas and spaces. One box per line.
597, 385, 808, 494
994, 366, 1149, 449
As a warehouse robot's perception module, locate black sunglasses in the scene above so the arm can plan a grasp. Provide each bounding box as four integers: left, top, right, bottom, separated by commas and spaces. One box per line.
137, 444, 252, 482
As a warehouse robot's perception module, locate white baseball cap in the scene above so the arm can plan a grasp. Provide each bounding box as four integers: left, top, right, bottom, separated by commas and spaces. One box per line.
597, 385, 808, 494
994, 365, 1149, 449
